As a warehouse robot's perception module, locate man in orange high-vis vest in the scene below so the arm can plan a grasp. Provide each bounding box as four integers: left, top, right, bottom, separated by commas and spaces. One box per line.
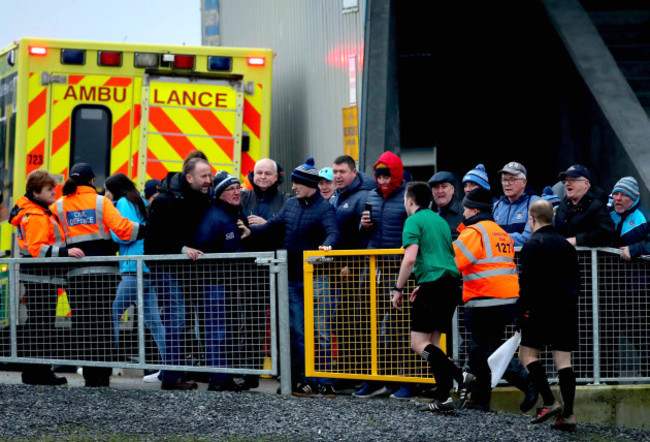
9, 170, 85, 386
453, 188, 537, 412
54, 163, 146, 388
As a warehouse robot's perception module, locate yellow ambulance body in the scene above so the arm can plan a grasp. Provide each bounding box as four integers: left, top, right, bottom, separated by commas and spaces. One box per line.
0, 38, 273, 255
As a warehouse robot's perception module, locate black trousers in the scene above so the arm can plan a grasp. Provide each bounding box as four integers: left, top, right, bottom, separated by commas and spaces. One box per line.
67, 270, 119, 384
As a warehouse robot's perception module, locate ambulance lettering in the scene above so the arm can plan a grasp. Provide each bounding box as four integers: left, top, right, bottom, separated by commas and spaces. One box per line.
66, 209, 96, 226
63, 86, 127, 103
152, 88, 228, 108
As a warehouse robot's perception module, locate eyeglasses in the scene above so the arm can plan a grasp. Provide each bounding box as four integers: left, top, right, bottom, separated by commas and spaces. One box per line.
563, 178, 586, 184
501, 178, 523, 184
223, 185, 242, 192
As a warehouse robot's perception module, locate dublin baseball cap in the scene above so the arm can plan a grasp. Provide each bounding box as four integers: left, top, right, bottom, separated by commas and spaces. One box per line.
559, 164, 592, 181
498, 161, 527, 177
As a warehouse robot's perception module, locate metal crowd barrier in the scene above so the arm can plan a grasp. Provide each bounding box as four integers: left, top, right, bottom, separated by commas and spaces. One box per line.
0, 251, 291, 391
304, 247, 650, 386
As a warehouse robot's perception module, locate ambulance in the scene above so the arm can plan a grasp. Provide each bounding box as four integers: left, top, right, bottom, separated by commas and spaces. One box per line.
0, 38, 273, 255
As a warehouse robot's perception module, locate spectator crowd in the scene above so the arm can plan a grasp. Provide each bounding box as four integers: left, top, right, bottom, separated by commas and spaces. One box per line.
9, 150, 650, 432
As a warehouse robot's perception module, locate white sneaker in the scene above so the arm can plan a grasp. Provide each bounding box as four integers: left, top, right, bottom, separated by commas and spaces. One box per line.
76, 367, 83, 375
143, 371, 161, 383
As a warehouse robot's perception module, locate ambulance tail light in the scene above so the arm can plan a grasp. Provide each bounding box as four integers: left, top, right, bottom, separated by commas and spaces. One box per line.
134, 52, 159, 68
247, 57, 265, 66
208, 56, 232, 72
61, 49, 86, 65
172, 55, 195, 70
98, 51, 122, 67
29, 46, 48, 56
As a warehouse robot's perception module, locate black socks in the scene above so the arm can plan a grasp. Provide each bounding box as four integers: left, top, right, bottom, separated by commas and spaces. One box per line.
422, 344, 464, 384
558, 367, 576, 417
526, 360, 555, 405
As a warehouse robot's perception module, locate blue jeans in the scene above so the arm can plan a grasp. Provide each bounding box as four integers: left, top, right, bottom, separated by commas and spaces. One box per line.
202, 284, 233, 385
289, 278, 334, 386
151, 270, 186, 382
112, 275, 166, 359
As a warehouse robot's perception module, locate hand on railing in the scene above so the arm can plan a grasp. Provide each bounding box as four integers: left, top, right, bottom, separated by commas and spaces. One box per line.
183, 247, 204, 261
68, 248, 85, 258
620, 246, 631, 261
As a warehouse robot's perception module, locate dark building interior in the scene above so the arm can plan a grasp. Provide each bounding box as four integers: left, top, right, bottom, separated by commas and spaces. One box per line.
362, 0, 650, 205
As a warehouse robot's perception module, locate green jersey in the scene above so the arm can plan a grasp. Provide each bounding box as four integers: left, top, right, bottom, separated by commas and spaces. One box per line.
402, 207, 460, 283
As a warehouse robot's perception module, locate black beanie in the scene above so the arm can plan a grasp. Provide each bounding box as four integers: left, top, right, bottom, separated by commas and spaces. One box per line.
462, 188, 493, 212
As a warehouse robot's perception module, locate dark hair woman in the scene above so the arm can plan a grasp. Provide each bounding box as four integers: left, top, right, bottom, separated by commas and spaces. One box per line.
104, 173, 165, 374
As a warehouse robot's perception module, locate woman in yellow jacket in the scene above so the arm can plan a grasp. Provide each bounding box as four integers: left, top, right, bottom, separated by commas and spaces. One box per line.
53, 163, 144, 387
9, 170, 84, 385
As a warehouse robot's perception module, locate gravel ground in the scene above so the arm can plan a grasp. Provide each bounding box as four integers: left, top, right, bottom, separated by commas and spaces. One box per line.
2, 381, 650, 441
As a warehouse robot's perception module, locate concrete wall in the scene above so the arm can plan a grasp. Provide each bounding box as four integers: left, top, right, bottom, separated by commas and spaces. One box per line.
492, 385, 650, 430
215, 0, 366, 175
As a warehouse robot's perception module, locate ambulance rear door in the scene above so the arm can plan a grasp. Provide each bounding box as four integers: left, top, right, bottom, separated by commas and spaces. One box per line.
44, 73, 136, 188
141, 75, 244, 181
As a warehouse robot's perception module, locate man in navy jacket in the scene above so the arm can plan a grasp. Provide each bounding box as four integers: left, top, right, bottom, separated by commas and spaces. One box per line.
245, 158, 339, 397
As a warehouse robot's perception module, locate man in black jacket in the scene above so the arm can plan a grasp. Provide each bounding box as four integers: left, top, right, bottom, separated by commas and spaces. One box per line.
428, 171, 463, 240
553, 164, 615, 247
144, 157, 212, 391
519, 199, 581, 430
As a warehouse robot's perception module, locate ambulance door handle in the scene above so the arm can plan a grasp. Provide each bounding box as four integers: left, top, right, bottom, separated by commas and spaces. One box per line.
229, 80, 255, 96
41, 72, 67, 86
243, 81, 255, 95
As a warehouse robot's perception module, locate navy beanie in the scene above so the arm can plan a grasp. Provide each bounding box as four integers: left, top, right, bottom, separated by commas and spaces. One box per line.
213, 171, 240, 198
291, 158, 320, 188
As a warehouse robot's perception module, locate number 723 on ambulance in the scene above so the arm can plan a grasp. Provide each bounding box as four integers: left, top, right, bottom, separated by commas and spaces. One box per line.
0, 38, 273, 254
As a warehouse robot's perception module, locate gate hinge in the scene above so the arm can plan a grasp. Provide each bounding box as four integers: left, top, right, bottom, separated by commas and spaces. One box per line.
41, 72, 67, 86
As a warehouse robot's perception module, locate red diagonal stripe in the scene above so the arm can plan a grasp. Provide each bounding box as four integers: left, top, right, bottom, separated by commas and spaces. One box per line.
148, 107, 196, 159
26, 141, 45, 176
115, 161, 128, 176
28, 90, 47, 128
243, 98, 261, 139
68, 75, 84, 85
104, 77, 132, 87
52, 117, 70, 155
241, 152, 256, 179
133, 104, 141, 129
112, 110, 131, 148
146, 149, 170, 180
131, 152, 139, 181
187, 109, 234, 160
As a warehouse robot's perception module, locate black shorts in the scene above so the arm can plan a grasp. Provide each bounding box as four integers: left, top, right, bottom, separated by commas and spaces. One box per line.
519, 306, 579, 352
411, 275, 461, 334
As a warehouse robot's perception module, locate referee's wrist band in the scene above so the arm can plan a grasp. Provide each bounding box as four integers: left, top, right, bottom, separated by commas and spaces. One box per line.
393, 285, 403, 292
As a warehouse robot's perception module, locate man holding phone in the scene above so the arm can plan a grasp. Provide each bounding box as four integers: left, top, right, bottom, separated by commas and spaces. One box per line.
332, 155, 372, 249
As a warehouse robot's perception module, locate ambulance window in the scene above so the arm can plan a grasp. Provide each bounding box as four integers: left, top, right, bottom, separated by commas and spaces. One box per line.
70, 105, 112, 189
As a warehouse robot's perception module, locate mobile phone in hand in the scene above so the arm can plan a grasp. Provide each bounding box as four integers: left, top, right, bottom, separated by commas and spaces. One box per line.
364, 203, 372, 220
